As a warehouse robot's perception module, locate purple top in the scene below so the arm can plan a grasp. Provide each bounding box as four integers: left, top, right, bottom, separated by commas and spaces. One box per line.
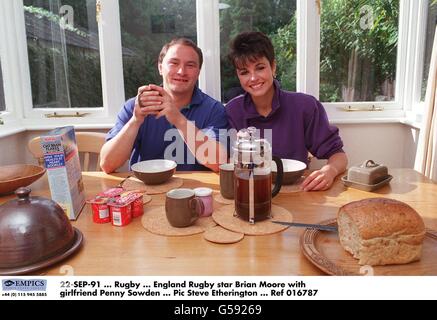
225, 81, 344, 164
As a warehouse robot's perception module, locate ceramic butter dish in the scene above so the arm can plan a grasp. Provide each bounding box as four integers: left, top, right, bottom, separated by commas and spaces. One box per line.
347, 160, 389, 185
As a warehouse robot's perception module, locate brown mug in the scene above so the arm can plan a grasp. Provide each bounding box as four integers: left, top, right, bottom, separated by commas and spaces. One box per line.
165, 188, 204, 227
219, 163, 234, 199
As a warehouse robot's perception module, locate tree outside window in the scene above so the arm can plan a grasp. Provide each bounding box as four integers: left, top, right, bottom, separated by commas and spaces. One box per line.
0, 59, 5, 112
219, 0, 297, 103
422, 1, 437, 101
320, 0, 399, 103
24, 0, 102, 109
119, 0, 196, 100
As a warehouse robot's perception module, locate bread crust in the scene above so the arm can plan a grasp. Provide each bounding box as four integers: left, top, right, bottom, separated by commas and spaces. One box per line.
338, 198, 426, 266
339, 198, 425, 240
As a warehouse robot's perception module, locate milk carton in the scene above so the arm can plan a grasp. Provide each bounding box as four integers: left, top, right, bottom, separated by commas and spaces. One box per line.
41, 126, 85, 220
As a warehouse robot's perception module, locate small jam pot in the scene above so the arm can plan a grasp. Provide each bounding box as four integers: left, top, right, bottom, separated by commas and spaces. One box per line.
90, 201, 111, 224
193, 187, 213, 217
121, 190, 144, 218
87, 187, 125, 224
108, 191, 143, 226
109, 204, 132, 227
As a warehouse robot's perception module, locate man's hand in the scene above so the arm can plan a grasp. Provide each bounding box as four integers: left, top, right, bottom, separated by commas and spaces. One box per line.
148, 84, 184, 125
134, 85, 164, 124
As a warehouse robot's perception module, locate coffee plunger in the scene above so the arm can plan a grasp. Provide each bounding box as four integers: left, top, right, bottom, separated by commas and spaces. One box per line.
233, 127, 283, 224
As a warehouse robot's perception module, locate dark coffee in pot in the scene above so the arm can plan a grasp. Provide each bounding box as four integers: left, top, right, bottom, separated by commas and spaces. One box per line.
234, 172, 272, 222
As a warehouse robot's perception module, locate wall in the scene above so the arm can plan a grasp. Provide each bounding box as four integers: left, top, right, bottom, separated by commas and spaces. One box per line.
0, 123, 419, 171
0, 128, 128, 172
338, 123, 418, 168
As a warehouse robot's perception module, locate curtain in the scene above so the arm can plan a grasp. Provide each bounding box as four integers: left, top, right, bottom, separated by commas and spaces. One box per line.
415, 26, 437, 181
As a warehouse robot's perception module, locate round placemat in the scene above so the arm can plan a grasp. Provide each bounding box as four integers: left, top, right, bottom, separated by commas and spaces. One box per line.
213, 192, 234, 205
212, 205, 293, 236
143, 194, 152, 204
204, 226, 244, 244
141, 206, 216, 236
122, 177, 183, 195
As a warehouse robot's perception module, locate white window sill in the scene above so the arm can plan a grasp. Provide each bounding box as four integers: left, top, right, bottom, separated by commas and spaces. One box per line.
330, 117, 405, 125
0, 121, 26, 138
0, 118, 115, 138
0, 115, 422, 139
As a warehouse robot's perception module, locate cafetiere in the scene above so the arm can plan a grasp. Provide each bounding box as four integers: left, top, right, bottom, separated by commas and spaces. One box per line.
233, 127, 283, 224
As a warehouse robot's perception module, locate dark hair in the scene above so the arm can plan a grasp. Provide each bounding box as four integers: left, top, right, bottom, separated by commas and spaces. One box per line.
228, 31, 275, 69
158, 38, 203, 69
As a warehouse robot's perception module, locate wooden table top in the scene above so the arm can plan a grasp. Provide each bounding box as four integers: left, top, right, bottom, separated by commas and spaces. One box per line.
1, 169, 436, 276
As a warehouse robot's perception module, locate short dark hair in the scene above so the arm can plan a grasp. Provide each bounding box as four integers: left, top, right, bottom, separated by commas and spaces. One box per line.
228, 31, 275, 69
158, 38, 203, 69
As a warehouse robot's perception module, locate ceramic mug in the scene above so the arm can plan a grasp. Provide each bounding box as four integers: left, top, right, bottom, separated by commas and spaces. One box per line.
219, 163, 234, 199
193, 187, 213, 217
165, 188, 204, 227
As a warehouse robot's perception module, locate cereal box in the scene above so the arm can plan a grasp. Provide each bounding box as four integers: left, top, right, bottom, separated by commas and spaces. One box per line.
41, 126, 85, 220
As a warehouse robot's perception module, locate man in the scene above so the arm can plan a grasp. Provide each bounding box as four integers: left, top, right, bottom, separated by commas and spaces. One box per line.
100, 38, 228, 173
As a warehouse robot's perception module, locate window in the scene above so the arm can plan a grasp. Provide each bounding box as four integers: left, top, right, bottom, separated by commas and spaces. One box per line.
320, 0, 399, 103
24, 0, 102, 109
422, 1, 437, 101
219, 0, 297, 103
0, 58, 5, 112
119, 0, 196, 100
0, 0, 433, 132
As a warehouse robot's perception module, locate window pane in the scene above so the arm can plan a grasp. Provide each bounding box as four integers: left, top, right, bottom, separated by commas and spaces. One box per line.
422, 2, 437, 101
0, 58, 5, 112
119, 0, 196, 100
320, 0, 399, 102
219, 0, 297, 103
24, 0, 102, 108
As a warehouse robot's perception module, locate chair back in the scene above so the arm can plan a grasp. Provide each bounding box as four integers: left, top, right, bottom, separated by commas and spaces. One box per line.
27, 131, 106, 171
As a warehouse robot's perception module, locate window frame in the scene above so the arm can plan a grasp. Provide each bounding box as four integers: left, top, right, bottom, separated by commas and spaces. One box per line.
303, 0, 409, 121
0, 0, 432, 136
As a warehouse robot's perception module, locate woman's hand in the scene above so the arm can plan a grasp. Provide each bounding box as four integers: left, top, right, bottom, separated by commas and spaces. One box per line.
301, 165, 338, 191
300, 152, 348, 191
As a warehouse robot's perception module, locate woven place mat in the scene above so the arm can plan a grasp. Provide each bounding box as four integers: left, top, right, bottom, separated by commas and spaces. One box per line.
141, 206, 216, 237
122, 176, 183, 195
213, 192, 234, 205
212, 205, 293, 236
143, 194, 152, 204
204, 226, 244, 244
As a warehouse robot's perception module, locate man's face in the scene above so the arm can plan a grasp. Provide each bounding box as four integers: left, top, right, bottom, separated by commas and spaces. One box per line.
158, 44, 201, 95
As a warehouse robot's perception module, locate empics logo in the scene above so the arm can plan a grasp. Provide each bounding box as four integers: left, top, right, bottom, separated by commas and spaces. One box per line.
2, 279, 47, 292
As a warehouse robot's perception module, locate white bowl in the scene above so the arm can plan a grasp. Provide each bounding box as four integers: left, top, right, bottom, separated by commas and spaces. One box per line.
272, 159, 307, 185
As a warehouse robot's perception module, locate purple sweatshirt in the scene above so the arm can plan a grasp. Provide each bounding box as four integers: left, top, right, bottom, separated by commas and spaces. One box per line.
225, 81, 344, 164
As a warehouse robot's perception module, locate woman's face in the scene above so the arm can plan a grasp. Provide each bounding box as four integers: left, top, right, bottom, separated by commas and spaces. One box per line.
235, 56, 276, 99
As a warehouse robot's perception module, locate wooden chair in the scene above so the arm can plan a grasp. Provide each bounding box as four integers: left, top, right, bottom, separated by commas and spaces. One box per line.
28, 131, 107, 171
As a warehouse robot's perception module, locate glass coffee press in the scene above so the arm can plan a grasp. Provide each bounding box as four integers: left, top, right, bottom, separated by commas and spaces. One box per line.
233, 127, 283, 224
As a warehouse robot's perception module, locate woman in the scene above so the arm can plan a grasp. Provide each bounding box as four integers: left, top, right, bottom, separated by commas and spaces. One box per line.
226, 31, 347, 191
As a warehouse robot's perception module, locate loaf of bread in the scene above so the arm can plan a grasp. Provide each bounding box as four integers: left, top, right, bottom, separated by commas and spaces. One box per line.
338, 198, 425, 266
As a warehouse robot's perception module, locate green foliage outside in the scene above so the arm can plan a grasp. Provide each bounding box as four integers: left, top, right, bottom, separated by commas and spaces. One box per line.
21, 0, 433, 107
219, 0, 297, 100
24, 0, 102, 108
319, 0, 399, 102
220, 0, 401, 103
119, 0, 196, 99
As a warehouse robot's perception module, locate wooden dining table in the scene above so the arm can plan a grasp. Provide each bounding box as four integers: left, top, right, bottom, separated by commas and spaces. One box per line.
1, 169, 436, 276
